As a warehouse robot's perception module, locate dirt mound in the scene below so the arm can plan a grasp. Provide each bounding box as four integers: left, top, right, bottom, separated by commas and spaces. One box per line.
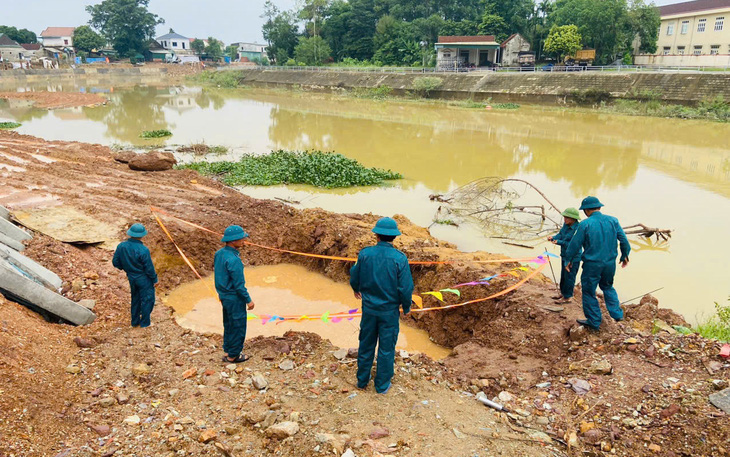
0, 91, 107, 109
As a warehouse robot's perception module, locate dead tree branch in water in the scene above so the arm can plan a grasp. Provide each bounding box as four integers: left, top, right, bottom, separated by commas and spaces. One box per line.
623, 224, 672, 241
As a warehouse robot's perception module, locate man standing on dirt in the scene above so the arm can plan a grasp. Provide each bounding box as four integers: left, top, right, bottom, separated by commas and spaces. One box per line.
350, 217, 414, 394
112, 223, 158, 328
214, 225, 256, 364
548, 207, 582, 304
565, 197, 630, 331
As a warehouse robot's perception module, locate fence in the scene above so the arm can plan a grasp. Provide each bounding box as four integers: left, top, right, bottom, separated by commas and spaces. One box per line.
218, 64, 730, 74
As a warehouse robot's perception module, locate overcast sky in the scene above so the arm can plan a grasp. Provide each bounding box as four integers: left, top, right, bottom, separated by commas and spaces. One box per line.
4, 0, 680, 45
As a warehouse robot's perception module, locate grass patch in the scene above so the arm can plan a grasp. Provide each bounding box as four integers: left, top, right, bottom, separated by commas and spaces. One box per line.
0, 122, 21, 129
186, 71, 242, 89
694, 299, 730, 342
605, 95, 730, 122
351, 85, 393, 100
179, 150, 402, 188
178, 143, 229, 155
492, 103, 520, 110
454, 99, 486, 109
412, 77, 443, 98
140, 129, 172, 139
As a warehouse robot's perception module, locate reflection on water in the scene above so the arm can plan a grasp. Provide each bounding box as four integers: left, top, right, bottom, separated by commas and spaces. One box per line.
164, 264, 451, 360
2, 85, 730, 322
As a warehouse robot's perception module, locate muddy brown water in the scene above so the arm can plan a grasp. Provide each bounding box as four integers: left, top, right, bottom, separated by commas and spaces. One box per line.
2, 83, 730, 324
164, 263, 451, 360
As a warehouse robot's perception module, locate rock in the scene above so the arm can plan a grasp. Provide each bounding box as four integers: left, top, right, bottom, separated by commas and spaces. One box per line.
123, 415, 141, 425
580, 421, 595, 434
498, 391, 514, 403
261, 411, 277, 429
583, 429, 604, 445
333, 348, 348, 360
132, 363, 150, 377
168, 389, 179, 397
569, 325, 588, 342
73, 337, 96, 348
568, 378, 591, 395
644, 345, 656, 358
652, 319, 677, 335
566, 430, 579, 447
225, 363, 237, 371
182, 367, 198, 379
177, 416, 195, 424
589, 360, 613, 375
712, 379, 729, 390
71, 278, 84, 292
90, 424, 111, 436
369, 427, 390, 439
660, 404, 680, 419
265, 421, 299, 439
128, 151, 177, 172
77, 299, 96, 310
116, 393, 130, 405
198, 429, 217, 443
242, 410, 268, 425
601, 441, 612, 452
709, 387, 730, 414
648, 443, 661, 452
347, 348, 358, 358
289, 411, 300, 422
252, 372, 268, 390
65, 364, 81, 374
535, 416, 550, 426
452, 428, 466, 439
279, 359, 295, 371
342, 449, 356, 457
514, 408, 531, 417
398, 349, 410, 359
82, 271, 99, 280
99, 397, 115, 408
113, 151, 136, 164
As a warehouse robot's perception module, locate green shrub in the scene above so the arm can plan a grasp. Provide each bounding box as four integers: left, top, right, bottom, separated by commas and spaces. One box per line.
140, 129, 172, 139
351, 85, 393, 100
695, 298, 730, 342
179, 150, 402, 188
493, 102, 520, 110
0, 122, 21, 129
412, 77, 443, 98
570, 88, 612, 106
186, 70, 242, 88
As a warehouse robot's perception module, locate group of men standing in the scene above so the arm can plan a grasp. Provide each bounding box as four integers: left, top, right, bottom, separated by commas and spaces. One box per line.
112, 195, 628, 394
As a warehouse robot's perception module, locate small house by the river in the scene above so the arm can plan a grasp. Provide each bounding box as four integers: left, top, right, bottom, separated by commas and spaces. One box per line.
435, 36, 501, 70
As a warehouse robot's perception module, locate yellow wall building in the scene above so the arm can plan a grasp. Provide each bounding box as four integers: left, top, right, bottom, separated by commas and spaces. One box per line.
635, 0, 730, 66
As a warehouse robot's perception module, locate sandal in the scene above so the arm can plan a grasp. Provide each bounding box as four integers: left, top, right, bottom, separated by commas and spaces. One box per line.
222, 354, 250, 364
551, 294, 563, 300
554, 298, 572, 304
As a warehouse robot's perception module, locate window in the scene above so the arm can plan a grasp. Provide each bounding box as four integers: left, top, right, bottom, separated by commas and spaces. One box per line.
172, 41, 178, 47
677, 46, 685, 55
667, 23, 674, 35
694, 45, 703, 55
711, 44, 720, 54
182, 42, 186, 49
64, 39, 68, 45
698, 18, 706, 32
716, 17, 724, 31
681, 20, 689, 34
663, 46, 671, 55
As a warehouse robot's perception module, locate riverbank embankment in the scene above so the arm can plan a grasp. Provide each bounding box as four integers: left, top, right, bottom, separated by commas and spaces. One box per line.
235, 68, 730, 105
0, 64, 196, 87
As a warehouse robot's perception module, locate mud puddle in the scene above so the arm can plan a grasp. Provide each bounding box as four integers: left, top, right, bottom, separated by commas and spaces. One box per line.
164, 263, 451, 360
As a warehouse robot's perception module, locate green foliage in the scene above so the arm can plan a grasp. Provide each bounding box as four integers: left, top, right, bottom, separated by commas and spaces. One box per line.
412, 77, 443, 98
604, 96, 730, 122
73, 25, 106, 53
0, 122, 22, 129
179, 150, 402, 188
351, 85, 393, 100
186, 70, 242, 88
493, 102, 521, 109
622, 51, 633, 65
454, 99, 486, 108
205, 37, 224, 61
0, 26, 37, 44
86, 0, 164, 58
570, 88, 611, 106
263, 9, 299, 64
698, 96, 730, 120
478, 6, 510, 42
191, 38, 206, 56
628, 0, 660, 54
140, 129, 172, 138
226, 44, 238, 61
544, 25, 582, 61
695, 298, 730, 342
294, 36, 332, 65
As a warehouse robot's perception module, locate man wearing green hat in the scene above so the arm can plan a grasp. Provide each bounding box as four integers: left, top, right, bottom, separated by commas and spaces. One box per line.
350, 217, 414, 394
548, 208, 582, 304
565, 197, 630, 330
113, 223, 158, 328
214, 225, 256, 363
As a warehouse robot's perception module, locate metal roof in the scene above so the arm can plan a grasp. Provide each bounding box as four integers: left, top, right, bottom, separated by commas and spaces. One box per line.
156, 32, 189, 41
659, 0, 730, 16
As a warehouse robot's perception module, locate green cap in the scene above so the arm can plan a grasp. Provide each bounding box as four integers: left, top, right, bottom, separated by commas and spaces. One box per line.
127, 223, 148, 238
372, 217, 401, 237
221, 225, 249, 242
561, 207, 581, 221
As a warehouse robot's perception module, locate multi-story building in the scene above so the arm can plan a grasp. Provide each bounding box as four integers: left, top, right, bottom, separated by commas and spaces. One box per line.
635, 0, 730, 66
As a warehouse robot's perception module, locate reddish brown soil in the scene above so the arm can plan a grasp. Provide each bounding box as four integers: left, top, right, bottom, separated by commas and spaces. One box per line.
0, 130, 728, 456
0, 92, 108, 109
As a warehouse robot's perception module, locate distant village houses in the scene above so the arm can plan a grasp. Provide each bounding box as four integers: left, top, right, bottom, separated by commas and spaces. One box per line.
0, 34, 25, 62
156, 32, 192, 53
40, 27, 75, 48
435, 34, 532, 69
230, 42, 267, 62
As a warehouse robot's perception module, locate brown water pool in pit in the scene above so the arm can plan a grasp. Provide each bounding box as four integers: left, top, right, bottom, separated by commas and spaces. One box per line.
164, 263, 451, 360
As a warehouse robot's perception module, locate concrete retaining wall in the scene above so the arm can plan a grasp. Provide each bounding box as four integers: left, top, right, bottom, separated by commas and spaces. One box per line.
0, 66, 169, 84
237, 69, 730, 104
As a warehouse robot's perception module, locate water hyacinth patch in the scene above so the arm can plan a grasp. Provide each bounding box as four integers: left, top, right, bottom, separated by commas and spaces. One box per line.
180, 150, 402, 188
0, 122, 22, 129
140, 129, 173, 139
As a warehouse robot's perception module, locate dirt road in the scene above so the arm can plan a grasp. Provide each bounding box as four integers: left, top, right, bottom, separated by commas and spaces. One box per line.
0, 130, 727, 456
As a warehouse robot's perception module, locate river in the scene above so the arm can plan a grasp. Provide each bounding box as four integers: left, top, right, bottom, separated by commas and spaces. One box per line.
1, 82, 729, 324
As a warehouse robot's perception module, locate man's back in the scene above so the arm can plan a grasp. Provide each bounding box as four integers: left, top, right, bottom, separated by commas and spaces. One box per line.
113, 239, 156, 281
350, 242, 413, 316
569, 212, 630, 264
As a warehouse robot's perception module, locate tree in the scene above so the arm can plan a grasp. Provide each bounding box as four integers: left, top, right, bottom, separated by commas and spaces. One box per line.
0, 26, 37, 44
263, 11, 299, 64
478, 6, 510, 42
73, 25, 106, 53
628, 0, 660, 54
205, 37, 223, 61
544, 24, 582, 61
261, 0, 279, 51
294, 36, 332, 65
86, 0, 164, 57
226, 44, 239, 61
299, 0, 331, 37
191, 38, 206, 56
